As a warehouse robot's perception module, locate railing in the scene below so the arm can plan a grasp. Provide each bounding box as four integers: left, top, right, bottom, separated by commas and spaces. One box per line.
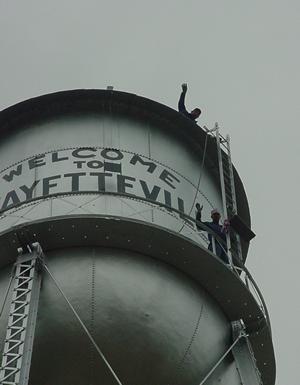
194, 219, 271, 333
203, 124, 229, 151
202, 125, 271, 331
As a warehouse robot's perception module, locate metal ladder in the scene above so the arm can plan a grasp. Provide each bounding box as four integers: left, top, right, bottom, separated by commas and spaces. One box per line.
0, 243, 43, 385
215, 123, 243, 264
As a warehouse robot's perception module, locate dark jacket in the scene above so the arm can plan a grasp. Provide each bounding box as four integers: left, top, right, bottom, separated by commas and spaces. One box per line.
178, 91, 197, 121
196, 211, 228, 264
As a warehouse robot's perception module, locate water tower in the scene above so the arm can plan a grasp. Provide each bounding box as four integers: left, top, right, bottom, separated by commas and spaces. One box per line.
0, 89, 275, 385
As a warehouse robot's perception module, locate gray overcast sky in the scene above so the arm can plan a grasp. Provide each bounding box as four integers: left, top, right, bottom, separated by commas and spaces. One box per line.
0, 1, 299, 383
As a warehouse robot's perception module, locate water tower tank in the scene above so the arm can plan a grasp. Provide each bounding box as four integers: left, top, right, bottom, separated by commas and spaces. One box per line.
0, 89, 275, 385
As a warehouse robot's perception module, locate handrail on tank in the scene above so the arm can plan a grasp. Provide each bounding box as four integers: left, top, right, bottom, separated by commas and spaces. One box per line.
0, 189, 271, 333
203, 124, 228, 150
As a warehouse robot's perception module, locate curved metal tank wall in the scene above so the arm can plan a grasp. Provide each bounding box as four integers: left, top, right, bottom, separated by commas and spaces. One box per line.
0, 247, 242, 385
0, 90, 275, 385
0, 112, 222, 247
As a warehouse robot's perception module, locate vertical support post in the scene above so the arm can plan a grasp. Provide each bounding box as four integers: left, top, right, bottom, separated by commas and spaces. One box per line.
198, 319, 248, 385
225, 135, 237, 212
231, 320, 262, 385
211, 235, 217, 255
0, 243, 43, 385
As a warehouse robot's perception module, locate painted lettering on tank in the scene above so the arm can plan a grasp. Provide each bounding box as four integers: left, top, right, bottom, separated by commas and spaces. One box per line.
101, 149, 123, 161
19, 181, 40, 200
52, 152, 69, 163
1, 190, 21, 210
139, 180, 161, 201
117, 175, 136, 194
3, 164, 23, 182
64, 173, 86, 192
72, 148, 96, 158
0, 148, 190, 217
129, 155, 156, 173
28, 155, 46, 169
2, 149, 179, 189
159, 169, 180, 189
43, 175, 61, 196
90, 172, 113, 191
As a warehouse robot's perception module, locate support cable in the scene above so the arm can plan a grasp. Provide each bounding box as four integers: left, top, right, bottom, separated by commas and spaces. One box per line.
198, 329, 247, 385
178, 131, 209, 234
42, 263, 124, 385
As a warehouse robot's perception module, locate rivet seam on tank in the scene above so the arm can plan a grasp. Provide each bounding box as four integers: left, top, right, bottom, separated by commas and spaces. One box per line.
172, 303, 205, 385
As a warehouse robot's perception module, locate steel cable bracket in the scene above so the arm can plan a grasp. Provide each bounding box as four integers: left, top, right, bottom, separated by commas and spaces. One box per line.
198, 319, 248, 385
231, 320, 263, 385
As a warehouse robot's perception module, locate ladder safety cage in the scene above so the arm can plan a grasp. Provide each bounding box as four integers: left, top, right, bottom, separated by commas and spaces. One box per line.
0, 243, 43, 385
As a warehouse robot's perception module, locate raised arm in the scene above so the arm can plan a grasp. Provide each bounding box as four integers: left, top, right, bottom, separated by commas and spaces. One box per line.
178, 83, 188, 114
195, 203, 204, 230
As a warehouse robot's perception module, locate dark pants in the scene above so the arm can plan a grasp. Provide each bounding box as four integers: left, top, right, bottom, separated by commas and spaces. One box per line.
208, 242, 229, 264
